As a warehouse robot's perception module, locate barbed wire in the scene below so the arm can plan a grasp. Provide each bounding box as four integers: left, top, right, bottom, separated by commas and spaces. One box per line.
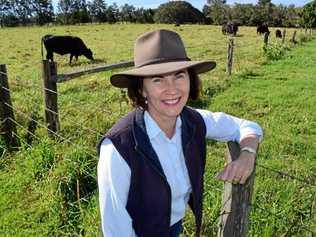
9, 118, 41, 144
0, 71, 7, 76
251, 202, 316, 234
3, 102, 97, 158
3, 81, 316, 189
44, 106, 103, 137
257, 163, 316, 187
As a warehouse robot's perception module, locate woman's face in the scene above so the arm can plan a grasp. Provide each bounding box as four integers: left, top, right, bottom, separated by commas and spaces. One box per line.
142, 69, 190, 124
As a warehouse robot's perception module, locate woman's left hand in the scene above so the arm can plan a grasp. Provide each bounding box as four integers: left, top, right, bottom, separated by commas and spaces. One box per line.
216, 152, 256, 184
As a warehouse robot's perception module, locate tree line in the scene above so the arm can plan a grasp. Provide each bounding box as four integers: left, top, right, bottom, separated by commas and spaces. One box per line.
0, 0, 315, 28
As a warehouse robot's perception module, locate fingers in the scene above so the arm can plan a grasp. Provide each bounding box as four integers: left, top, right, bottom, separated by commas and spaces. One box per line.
216, 160, 253, 184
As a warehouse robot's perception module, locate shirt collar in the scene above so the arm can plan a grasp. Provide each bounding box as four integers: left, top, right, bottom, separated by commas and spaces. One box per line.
144, 111, 182, 140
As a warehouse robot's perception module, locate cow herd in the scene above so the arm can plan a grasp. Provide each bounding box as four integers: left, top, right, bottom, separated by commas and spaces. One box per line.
41, 24, 285, 65
222, 22, 284, 39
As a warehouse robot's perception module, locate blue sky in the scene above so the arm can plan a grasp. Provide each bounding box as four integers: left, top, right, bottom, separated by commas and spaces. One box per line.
52, 0, 311, 10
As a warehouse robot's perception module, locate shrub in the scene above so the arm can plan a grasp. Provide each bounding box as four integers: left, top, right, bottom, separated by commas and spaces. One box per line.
263, 43, 290, 61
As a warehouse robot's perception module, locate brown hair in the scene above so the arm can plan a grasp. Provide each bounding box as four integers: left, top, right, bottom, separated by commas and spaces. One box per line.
127, 68, 201, 109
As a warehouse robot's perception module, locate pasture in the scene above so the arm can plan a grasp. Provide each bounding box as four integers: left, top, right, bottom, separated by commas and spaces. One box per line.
0, 24, 315, 236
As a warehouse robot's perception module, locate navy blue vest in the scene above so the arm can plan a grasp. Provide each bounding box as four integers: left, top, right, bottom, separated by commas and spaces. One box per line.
98, 106, 206, 237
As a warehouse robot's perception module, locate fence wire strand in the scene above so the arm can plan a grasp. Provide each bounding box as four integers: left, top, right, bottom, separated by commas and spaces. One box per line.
257, 163, 316, 187
3, 102, 96, 158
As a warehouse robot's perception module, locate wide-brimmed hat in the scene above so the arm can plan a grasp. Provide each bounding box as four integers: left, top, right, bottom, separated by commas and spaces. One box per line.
110, 29, 216, 88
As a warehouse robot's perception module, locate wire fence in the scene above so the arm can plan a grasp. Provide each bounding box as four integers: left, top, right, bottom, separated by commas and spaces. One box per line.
1, 31, 315, 236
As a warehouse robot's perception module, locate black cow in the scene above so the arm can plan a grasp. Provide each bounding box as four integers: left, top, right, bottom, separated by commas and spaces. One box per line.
257, 23, 270, 35
222, 22, 238, 36
275, 29, 282, 38
41, 35, 94, 64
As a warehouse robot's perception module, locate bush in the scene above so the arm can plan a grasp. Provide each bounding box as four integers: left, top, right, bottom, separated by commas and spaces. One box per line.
298, 33, 313, 43
263, 43, 290, 61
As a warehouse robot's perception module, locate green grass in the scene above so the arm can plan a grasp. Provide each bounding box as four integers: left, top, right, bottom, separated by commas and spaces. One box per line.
0, 24, 315, 236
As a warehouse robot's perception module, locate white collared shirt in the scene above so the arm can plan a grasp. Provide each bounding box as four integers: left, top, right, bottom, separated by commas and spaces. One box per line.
98, 109, 263, 237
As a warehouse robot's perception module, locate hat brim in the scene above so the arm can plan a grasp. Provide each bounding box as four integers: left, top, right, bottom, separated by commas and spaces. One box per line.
110, 60, 216, 88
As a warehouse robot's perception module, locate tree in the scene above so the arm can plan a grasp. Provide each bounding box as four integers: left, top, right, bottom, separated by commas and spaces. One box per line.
106, 3, 118, 23
57, 0, 72, 24
299, 0, 316, 28
230, 3, 254, 26
120, 4, 136, 22
71, 0, 90, 23
154, 1, 205, 24
87, 0, 107, 23
32, 0, 54, 25
203, 0, 230, 25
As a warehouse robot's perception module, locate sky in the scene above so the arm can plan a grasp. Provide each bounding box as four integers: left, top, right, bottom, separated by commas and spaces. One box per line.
52, 0, 311, 10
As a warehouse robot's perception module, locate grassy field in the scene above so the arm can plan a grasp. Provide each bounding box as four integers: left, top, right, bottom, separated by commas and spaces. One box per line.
0, 24, 315, 236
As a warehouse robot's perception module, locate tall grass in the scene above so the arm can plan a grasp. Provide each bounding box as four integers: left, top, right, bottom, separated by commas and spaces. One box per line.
0, 24, 315, 236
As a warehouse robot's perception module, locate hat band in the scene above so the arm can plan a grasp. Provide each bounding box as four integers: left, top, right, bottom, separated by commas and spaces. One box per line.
136, 57, 191, 68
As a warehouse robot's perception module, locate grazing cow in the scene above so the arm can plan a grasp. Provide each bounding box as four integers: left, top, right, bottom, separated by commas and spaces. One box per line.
222, 22, 238, 36
275, 29, 282, 38
257, 23, 270, 35
41, 35, 94, 64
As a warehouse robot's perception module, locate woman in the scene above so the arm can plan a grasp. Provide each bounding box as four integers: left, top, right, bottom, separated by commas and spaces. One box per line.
97, 29, 263, 237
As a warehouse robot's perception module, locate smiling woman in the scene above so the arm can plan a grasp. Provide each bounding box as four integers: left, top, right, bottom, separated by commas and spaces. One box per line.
97, 29, 263, 237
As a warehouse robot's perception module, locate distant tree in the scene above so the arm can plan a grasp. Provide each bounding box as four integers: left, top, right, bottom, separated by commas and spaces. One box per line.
120, 4, 136, 22
14, 0, 33, 25
299, 0, 316, 28
283, 4, 300, 27
32, 0, 54, 25
135, 8, 154, 23
71, 0, 90, 23
57, 0, 72, 24
106, 3, 118, 23
203, 0, 230, 25
87, 0, 107, 22
57, 0, 89, 24
230, 3, 254, 26
154, 1, 205, 24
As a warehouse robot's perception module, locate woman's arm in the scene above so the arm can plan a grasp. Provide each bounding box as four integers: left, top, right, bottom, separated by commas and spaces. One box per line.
196, 109, 263, 184
98, 139, 137, 237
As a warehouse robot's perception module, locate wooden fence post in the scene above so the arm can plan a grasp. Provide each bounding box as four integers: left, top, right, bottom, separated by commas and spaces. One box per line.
282, 30, 286, 44
42, 60, 59, 138
217, 142, 257, 237
227, 38, 234, 77
291, 30, 297, 44
0, 64, 19, 150
263, 32, 269, 47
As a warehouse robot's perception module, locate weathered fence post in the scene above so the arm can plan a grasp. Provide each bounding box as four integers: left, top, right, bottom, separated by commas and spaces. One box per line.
263, 32, 269, 47
227, 38, 234, 76
282, 29, 286, 44
217, 142, 257, 237
42, 60, 59, 138
291, 30, 297, 44
0, 64, 19, 150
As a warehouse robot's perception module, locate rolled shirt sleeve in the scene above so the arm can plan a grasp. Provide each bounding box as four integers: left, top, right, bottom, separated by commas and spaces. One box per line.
98, 139, 137, 237
196, 109, 263, 143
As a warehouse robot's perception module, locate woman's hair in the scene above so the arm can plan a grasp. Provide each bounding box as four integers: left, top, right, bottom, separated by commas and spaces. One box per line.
127, 68, 201, 109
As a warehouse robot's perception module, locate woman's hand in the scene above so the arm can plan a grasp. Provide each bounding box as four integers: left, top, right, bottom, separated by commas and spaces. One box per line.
216, 152, 256, 184
216, 134, 259, 184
